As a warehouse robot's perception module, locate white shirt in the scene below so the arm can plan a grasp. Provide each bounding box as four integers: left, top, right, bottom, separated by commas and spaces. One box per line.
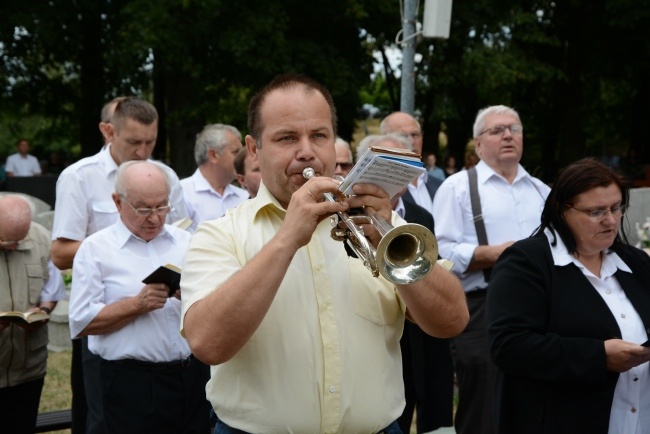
52, 144, 188, 241
5, 153, 41, 176
406, 172, 434, 214
180, 169, 249, 232
41, 260, 67, 302
546, 229, 650, 434
69, 219, 191, 362
432, 160, 550, 292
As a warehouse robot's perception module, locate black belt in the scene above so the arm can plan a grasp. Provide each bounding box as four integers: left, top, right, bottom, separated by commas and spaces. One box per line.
107, 355, 194, 372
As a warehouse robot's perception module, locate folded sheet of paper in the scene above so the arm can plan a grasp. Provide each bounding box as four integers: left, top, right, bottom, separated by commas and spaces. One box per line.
338, 146, 425, 199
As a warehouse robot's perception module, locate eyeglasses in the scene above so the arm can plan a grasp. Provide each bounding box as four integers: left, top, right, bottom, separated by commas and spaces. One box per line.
336, 162, 354, 171
565, 203, 627, 222
479, 124, 524, 136
120, 195, 172, 217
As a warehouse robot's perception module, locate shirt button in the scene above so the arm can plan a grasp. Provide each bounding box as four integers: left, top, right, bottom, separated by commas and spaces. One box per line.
621, 313, 626, 319
329, 386, 336, 393
631, 406, 637, 413
328, 343, 334, 349
322, 303, 328, 310
315, 265, 322, 272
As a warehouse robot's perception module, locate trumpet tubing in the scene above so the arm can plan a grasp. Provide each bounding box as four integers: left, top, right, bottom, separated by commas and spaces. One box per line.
302, 167, 437, 284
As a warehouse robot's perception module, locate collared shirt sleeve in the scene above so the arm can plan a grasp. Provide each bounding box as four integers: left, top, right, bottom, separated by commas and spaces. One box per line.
432, 176, 476, 273
68, 239, 107, 338
51, 168, 89, 241
40, 260, 67, 302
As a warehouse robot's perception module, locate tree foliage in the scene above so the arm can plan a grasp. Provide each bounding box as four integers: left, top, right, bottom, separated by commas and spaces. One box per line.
1, 1, 648, 182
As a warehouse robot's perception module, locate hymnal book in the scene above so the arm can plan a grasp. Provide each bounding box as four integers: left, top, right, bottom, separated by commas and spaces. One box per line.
142, 264, 182, 297
338, 146, 425, 199
0, 310, 50, 324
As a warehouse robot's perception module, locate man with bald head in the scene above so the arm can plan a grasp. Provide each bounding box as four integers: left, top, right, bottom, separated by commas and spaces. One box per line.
51, 97, 188, 433
0, 196, 66, 433
68, 160, 209, 433
381, 112, 442, 214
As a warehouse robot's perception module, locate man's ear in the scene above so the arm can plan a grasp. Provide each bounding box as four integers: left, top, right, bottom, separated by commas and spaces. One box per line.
245, 135, 259, 158
112, 192, 122, 211
105, 123, 116, 143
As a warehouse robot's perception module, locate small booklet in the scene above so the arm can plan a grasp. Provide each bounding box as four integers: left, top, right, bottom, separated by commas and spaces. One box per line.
338, 146, 425, 199
142, 264, 182, 297
0, 310, 50, 324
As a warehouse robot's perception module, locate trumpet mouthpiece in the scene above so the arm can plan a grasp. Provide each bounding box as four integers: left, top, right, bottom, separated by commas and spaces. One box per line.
302, 167, 315, 179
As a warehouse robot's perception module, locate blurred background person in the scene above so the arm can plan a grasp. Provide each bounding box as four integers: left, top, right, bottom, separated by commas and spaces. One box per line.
425, 152, 446, 181
334, 137, 354, 178
5, 139, 42, 177
443, 155, 458, 178
234, 147, 262, 199
487, 158, 650, 434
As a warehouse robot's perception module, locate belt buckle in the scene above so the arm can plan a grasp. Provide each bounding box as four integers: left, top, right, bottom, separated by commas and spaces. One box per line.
181, 355, 192, 367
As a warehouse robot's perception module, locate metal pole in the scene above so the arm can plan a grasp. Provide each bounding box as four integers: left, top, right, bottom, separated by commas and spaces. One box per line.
400, 0, 417, 114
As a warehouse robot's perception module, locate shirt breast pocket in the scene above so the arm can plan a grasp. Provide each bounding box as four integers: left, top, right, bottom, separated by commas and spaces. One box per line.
91, 200, 118, 231
349, 263, 401, 326
26, 263, 46, 304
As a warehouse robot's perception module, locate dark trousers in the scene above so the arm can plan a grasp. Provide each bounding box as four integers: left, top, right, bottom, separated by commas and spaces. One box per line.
71, 337, 87, 433
398, 320, 454, 434
451, 291, 496, 434
0, 377, 44, 434
82, 337, 106, 434
215, 419, 403, 434
101, 356, 210, 434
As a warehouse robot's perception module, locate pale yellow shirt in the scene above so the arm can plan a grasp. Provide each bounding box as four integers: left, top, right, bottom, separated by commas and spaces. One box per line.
181, 182, 407, 434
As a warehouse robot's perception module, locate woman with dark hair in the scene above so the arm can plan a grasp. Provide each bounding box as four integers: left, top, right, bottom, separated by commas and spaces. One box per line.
486, 158, 650, 434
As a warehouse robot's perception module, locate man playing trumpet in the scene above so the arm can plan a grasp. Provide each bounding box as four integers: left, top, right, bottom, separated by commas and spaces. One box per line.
180, 73, 468, 433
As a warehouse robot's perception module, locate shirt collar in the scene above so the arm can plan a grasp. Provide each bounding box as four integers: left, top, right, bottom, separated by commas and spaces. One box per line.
113, 217, 175, 248
192, 168, 239, 197
250, 181, 287, 221
476, 159, 530, 185
99, 143, 120, 178
544, 227, 631, 274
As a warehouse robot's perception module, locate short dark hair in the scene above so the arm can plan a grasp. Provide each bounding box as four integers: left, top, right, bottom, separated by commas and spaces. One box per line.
535, 158, 631, 255
112, 97, 158, 133
247, 73, 337, 147
100, 96, 128, 123
234, 146, 248, 176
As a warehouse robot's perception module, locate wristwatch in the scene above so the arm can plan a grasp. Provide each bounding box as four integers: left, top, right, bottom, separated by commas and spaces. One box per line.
39, 306, 52, 315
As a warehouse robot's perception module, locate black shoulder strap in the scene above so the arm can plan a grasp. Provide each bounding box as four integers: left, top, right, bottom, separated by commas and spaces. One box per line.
468, 167, 492, 282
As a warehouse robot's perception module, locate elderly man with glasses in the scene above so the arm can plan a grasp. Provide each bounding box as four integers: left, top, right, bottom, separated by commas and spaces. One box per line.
68, 160, 210, 433
432, 105, 550, 434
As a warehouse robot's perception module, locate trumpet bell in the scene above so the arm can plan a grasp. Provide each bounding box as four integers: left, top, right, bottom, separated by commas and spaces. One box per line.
376, 223, 438, 284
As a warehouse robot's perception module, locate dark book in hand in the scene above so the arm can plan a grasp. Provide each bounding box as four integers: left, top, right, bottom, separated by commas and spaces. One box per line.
142, 264, 182, 297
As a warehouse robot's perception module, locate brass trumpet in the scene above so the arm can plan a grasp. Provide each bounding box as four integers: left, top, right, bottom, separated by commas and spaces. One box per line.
302, 167, 438, 284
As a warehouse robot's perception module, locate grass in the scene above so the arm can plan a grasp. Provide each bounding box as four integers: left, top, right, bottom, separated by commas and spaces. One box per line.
40, 349, 72, 434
